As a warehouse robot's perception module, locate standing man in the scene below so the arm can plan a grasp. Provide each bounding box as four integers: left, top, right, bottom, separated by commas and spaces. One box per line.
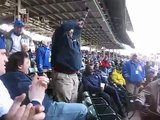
4, 19, 34, 54
36, 40, 51, 73
51, 20, 84, 102
122, 54, 145, 94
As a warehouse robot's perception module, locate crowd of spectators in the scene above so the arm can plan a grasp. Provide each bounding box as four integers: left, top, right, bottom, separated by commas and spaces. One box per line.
1, 19, 160, 120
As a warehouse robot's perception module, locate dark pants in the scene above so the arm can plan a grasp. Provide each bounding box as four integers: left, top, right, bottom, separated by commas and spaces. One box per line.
98, 92, 118, 113
98, 92, 111, 105
104, 86, 124, 116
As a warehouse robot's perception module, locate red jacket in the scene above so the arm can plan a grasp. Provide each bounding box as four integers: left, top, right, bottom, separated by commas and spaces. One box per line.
101, 60, 110, 68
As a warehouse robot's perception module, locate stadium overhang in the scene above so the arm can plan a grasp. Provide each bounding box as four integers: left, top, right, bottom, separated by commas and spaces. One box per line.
0, 0, 135, 49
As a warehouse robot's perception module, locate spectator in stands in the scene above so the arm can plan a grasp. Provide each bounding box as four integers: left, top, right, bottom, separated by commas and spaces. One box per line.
101, 55, 110, 74
136, 79, 160, 120
4, 19, 34, 54
122, 54, 145, 94
1, 52, 88, 120
153, 68, 160, 80
0, 37, 46, 120
145, 61, 151, 77
150, 61, 158, 75
36, 40, 51, 73
51, 20, 84, 102
111, 66, 126, 87
94, 61, 108, 79
90, 51, 97, 63
82, 64, 125, 118
144, 68, 155, 87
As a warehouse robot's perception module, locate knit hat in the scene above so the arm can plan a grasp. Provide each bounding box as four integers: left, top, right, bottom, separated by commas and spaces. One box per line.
0, 37, 6, 49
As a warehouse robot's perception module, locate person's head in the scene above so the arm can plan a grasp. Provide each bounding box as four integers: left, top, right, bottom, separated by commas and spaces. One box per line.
151, 61, 155, 67
6, 52, 30, 74
147, 69, 155, 79
94, 61, 100, 71
131, 54, 138, 63
77, 20, 84, 29
85, 63, 94, 75
104, 55, 108, 60
0, 37, 8, 76
116, 65, 122, 73
13, 19, 25, 35
146, 61, 151, 66
91, 51, 95, 55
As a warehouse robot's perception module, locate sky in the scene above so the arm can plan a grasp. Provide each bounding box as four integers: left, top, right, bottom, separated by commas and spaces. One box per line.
125, 0, 160, 55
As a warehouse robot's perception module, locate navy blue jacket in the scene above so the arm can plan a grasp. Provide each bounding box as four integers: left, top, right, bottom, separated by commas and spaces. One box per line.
82, 72, 108, 93
51, 21, 82, 71
0, 71, 52, 112
36, 45, 51, 72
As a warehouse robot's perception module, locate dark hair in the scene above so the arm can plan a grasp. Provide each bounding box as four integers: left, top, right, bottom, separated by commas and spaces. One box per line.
6, 52, 29, 72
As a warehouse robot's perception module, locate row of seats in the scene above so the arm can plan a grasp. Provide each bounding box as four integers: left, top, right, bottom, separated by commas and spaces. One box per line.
82, 92, 122, 120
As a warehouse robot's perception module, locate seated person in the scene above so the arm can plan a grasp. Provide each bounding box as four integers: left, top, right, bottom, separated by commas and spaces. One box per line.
82, 64, 125, 117
0, 37, 47, 120
111, 66, 126, 87
1, 52, 88, 120
139, 69, 156, 93
101, 55, 110, 74
110, 66, 128, 107
144, 68, 155, 87
136, 79, 160, 120
94, 61, 108, 78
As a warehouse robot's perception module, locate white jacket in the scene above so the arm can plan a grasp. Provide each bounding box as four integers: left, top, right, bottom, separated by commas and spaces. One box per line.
0, 80, 13, 117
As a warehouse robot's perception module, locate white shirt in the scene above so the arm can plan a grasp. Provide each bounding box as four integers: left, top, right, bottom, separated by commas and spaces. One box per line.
11, 33, 22, 53
0, 80, 13, 117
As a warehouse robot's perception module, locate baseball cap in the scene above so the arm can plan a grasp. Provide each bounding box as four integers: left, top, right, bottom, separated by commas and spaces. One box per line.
14, 19, 25, 28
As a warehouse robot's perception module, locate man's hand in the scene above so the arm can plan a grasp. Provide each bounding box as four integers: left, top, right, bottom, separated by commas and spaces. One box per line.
29, 73, 49, 104
77, 20, 84, 28
21, 43, 29, 52
27, 105, 45, 120
6, 94, 26, 119
100, 83, 105, 92
6, 94, 45, 120
100, 87, 104, 92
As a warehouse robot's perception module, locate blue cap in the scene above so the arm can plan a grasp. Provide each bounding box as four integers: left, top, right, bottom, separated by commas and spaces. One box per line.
0, 37, 6, 49
14, 19, 25, 28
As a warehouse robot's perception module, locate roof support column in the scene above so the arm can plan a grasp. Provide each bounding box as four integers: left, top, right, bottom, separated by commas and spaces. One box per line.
116, 50, 118, 60
96, 41, 99, 53
17, 0, 21, 19
113, 49, 115, 60
108, 49, 111, 60
103, 48, 105, 58
89, 40, 92, 52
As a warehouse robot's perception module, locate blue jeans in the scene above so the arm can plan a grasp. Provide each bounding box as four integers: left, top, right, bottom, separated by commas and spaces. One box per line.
45, 102, 88, 120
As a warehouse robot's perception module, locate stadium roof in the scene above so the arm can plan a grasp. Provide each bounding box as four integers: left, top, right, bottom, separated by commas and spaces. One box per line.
0, 0, 135, 49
